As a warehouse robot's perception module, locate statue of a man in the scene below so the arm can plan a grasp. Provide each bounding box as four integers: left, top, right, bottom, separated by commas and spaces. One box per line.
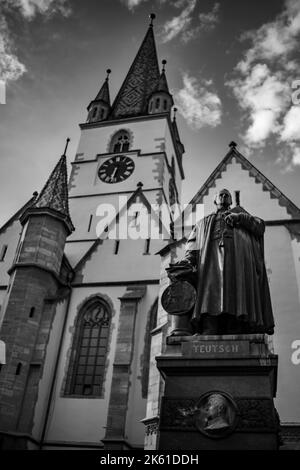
169, 189, 274, 335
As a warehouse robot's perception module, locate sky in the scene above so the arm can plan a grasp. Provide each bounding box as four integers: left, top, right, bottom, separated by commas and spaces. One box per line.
1, 0, 300, 226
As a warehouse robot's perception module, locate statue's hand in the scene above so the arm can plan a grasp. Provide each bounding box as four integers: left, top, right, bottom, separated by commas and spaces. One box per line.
224, 212, 240, 227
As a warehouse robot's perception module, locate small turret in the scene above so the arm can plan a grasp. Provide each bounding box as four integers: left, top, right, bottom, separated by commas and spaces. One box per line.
87, 69, 111, 123
148, 60, 174, 115
0, 140, 74, 445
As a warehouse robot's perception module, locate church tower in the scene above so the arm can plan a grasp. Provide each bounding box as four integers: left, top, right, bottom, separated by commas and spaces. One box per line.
24, 14, 185, 450
66, 13, 184, 247
0, 148, 74, 449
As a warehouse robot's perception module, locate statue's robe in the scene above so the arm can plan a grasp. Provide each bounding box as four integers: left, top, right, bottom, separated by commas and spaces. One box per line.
184, 206, 274, 334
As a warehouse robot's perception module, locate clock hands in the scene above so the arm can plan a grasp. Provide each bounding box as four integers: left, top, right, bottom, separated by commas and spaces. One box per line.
111, 166, 118, 179
98, 156, 135, 183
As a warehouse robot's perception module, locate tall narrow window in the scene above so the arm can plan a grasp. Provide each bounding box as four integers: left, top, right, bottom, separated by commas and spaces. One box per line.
144, 238, 151, 255
133, 211, 139, 226
87, 215, 93, 232
0, 245, 8, 262
66, 298, 111, 396
163, 99, 167, 110
155, 98, 160, 109
114, 240, 120, 255
29, 307, 35, 319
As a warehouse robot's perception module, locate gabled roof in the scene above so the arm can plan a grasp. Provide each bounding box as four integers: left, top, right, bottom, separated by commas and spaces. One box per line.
189, 146, 300, 218
110, 24, 160, 119
73, 183, 170, 277
0, 194, 37, 235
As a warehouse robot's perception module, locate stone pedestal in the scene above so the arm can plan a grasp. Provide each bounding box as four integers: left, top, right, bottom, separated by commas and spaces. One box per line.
156, 334, 279, 450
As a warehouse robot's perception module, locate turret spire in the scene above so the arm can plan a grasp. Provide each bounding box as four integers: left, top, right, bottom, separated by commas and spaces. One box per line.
34, 154, 70, 218
87, 69, 111, 123
63, 137, 70, 156
21, 143, 74, 234
148, 59, 173, 114
149, 13, 156, 26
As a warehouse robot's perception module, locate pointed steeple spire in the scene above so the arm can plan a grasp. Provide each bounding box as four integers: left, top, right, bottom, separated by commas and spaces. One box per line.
87, 69, 111, 123
110, 14, 160, 119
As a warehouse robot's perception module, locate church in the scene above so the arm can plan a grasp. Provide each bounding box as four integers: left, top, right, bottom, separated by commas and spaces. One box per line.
0, 15, 300, 450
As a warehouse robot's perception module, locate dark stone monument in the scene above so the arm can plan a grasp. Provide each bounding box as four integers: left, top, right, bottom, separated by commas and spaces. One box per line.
157, 189, 279, 450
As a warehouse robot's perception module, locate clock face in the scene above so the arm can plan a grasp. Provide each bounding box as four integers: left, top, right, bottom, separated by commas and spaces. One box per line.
98, 155, 135, 184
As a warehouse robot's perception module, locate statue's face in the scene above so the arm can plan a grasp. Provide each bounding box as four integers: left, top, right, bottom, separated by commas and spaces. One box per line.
215, 190, 232, 210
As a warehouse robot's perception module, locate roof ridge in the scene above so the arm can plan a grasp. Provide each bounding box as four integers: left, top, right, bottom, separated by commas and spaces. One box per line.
0, 194, 37, 235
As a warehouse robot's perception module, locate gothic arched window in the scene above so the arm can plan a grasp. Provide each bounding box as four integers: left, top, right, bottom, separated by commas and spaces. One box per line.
65, 298, 111, 397
110, 130, 131, 153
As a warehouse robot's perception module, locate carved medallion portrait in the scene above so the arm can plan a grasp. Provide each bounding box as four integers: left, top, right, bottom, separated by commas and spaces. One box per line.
194, 391, 239, 439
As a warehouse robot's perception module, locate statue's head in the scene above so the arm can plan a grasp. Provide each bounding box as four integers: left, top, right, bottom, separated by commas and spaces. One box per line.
214, 189, 232, 210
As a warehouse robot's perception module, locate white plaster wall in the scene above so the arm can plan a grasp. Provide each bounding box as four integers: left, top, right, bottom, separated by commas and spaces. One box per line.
45, 286, 121, 443
70, 153, 166, 198
75, 118, 168, 163
81, 237, 163, 283
64, 241, 94, 268
125, 285, 159, 446
0, 219, 22, 286
291, 237, 300, 307
46, 284, 159, 447
32, 298, 68, 439
164, 124, 183, 200
68, 188, 163, 242
265, 226, 300, 422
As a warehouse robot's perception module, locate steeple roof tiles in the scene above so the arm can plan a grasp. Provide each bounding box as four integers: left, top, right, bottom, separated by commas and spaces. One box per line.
34, 154, 71, 220
110, 25, 160, 119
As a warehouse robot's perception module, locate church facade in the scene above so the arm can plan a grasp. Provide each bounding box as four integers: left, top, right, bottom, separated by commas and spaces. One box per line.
0, 18, 300, 450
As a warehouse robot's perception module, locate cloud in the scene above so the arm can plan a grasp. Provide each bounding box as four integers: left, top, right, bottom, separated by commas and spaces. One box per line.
227, 0, 300, 167
228, 64, 290, 146
161, 1, 220, 44
3, 0, 71, 19
0, 16, 26, 83
0, 1, 71, 84
121, 0, 148, 11
182, 3, 220, 43
281, 106, 300, 142
175, 73, 222, 129
161, 0, 196, 43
